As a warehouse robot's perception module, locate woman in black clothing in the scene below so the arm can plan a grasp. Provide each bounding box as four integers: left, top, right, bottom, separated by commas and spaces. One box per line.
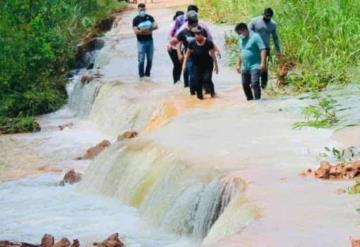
167, 11, 184, 84
182, 27, 219, 100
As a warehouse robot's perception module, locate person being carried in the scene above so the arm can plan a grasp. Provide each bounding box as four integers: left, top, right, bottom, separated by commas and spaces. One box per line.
183, 27, 219, 100
132, 3, 158, 80
235, 23, 266, 101
249, 7, 282, 89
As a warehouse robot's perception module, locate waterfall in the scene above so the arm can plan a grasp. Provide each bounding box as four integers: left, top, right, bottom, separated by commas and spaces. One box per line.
78, 139, 255, 243
66, 73, 102, 117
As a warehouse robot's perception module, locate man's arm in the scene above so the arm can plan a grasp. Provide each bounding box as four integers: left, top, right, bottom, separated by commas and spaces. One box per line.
200, 23, 221, 58
260, 49, 266, 72
133, 27, 152, 36
152, 21, 159, 30
182, 49, 192, 73
272, 26, 281, 54
255, 34, 267, 72
210, 48, 219, 74
236, 55, 241, 73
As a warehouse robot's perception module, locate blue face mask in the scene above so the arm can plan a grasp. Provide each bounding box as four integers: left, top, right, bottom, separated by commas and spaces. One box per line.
139, 10, 146, 17
240, 34, 245, 39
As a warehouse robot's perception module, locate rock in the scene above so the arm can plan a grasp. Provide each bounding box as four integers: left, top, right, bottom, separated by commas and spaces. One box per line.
53, 238, 70, 247
58, 123, 74, 131
0, 237, 79, 247
60, 170, 82, 186
351, 238, 360, 247
276, 57, 295, 86
80, 75, 95, 85
314, 162, 331, 179
82, 140, 111, 160
117, 131, 138, 142
305, 160, 360, 180
70, 240, 79, 247
0, 241, 38, 247
92, 233, 124, 247
41, 234, 54, 247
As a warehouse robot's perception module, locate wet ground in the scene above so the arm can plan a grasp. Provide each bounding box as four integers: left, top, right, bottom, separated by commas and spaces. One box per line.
1, 1, 360, 246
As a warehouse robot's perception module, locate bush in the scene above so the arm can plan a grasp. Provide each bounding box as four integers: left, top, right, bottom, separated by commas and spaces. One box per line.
196, 0, 360, 92
0, 0, 126, 133
0, 116, 41, 134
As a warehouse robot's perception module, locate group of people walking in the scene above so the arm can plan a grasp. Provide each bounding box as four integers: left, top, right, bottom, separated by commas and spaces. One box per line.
132, 4, 281, 101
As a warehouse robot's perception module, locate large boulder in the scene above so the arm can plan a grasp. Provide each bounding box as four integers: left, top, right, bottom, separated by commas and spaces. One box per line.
92, 233, 124, 247
303, 160, 360, 180
117, 131, 138, 142
52, 239, 70, 247
60, 170, 82, 186
40, 234, 54, 247
352, 238, 360, 247
81, 140, 111, 160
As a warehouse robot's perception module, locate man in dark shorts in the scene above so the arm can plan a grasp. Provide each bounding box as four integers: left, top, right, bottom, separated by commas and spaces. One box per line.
132, 3, 158, 80
183, 27, 218, 100
235, 23, 266, 100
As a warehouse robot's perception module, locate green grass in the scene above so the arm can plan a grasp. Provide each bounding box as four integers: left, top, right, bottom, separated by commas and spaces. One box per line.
0, 116, 40, 134
0, 0, 126, 133
293, 92, 338, 129
196, 0, 360, 92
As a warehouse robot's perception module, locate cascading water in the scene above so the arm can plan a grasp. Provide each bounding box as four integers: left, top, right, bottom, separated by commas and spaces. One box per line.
3, 3, 359, 247
78, 139, 255, 244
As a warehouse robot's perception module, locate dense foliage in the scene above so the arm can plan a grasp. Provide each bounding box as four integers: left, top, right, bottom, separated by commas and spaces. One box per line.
0, 0, 124, 132
196, 0, 360, 92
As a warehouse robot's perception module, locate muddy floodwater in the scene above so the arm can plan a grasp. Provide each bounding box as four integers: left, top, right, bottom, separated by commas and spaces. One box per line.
1, 2, 360, 247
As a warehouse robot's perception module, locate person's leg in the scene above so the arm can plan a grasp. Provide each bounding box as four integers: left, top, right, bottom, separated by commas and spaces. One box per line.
171, 49, 182, 83
137, 41, 146, 78
187, 59, 195, 95
241, 71, 254, 100
168, 49, 179, 83
251, 69, 261, 100
261, 48, 270, 89
183, 65, 189, 87
193, 66, 203, 100
203, 66, 215, 97
145, 40, 154, 77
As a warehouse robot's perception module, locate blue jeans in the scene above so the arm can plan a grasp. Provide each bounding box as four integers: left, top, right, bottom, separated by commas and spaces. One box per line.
185, 58, 195, 93
137, 40, 154, 77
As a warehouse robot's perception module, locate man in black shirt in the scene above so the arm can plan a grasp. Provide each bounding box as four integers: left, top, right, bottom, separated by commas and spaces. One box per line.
173, 11, 206, 94
132, 3, 158, 79
183, 27, 218, 100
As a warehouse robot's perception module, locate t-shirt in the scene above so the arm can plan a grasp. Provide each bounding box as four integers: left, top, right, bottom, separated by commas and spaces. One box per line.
188, 39, 214, 68
176, 28, 208, 51
249, 16, 281, 52
133, 14, 155, 42
169, 14, 186, 37
238, 32, 266, 71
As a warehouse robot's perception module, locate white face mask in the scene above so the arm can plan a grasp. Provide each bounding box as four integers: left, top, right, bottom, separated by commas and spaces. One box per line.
139, 10, 146, 17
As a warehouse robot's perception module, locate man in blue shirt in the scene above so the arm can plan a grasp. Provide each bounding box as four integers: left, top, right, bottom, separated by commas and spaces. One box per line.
235, 23, 266, 100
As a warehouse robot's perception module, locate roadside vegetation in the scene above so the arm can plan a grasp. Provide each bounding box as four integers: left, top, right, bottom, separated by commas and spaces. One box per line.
0, 0, 126, 134
196, 0, 360, 92
292, 92, 338, 129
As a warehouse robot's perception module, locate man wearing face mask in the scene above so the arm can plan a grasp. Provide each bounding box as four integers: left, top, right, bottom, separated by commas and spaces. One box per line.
249, 8, 282, 89
235, 23, 266, 101
132, 3, 158, 80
